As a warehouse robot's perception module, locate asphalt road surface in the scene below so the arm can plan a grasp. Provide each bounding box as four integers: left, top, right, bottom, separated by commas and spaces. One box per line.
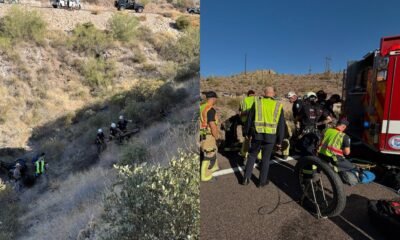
200, 151, 399, 240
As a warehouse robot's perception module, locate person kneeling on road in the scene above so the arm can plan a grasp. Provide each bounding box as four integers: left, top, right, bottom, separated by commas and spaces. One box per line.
317, 119, 374, 185
242, 86, 285, 188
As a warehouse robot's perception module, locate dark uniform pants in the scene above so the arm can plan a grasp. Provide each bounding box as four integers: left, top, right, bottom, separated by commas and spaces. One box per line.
244, 139, 275, 185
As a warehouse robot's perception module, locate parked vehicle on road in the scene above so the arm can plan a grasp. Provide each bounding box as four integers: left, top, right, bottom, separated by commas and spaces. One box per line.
114, 0, 144, 13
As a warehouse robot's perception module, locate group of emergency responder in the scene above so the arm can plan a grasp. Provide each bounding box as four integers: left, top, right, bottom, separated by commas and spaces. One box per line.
95, 115, 133, 150
200, 87, 360, 187
1, 152, 48, 191
0, 115, 133, 192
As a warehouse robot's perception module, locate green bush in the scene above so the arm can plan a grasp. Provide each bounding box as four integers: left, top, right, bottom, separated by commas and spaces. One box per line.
70, 22, 111, 56
175, 57, 199, 82
0, 7, 46, 44
119, 142, 149, 166
175, 15, 191, 31
175, 0, 191, 8
102, 150, 199, 240
108, 13, 139, 42
0, 37, 11, 52
160, 27, 199, 63
80, 58, 117, 88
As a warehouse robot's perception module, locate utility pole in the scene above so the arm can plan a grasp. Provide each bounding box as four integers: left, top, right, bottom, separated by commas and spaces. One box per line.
244, 53, 247, 76
308, 65, 312, 75
325, 57, 332, 73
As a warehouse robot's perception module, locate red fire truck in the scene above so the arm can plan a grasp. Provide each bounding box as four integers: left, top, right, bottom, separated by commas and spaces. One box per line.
343, 35, 400, 160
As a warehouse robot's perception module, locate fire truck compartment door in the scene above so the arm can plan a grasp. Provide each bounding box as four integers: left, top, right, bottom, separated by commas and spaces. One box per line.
382, 55, 400, 151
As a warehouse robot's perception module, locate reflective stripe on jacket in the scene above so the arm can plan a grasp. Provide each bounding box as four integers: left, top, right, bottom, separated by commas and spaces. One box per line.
35, 158, 45, 174
240, 96, 256, 123
318, 128, 345, 158
200, 102, 218, 136
254, 98, 283, 134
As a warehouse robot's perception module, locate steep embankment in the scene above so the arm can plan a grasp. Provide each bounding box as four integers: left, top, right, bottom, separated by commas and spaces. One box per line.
0, 2, 198, 148
0, 2, 199, 239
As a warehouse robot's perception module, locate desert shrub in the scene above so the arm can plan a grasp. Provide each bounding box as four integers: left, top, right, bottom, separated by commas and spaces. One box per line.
175, 0, 192, 8
159, 61, 177, 80
162, 12, 173, 18
80, 58, 117, 89
69, 22, 111, 56
125, 101, 157, 124
0, 36, 11, 53
0, 187, 20, 240
160, 27, 199, 63
226, 98, 241, 111
101, 150, 199, 240
136, 26, 155, 44
142, 63, 158, 72
108, 13, 139, 42
175, 15, 191, 30
119, 142, 149, 166
175, 57, 199, 82
41, 138, 66, 161
131, 51, 147, 63
155, 83, 188, 107
0, 7, 46, 44
130, 80, 163, 102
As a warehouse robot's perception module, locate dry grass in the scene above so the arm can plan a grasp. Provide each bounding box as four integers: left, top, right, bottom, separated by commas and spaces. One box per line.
201, 71, 343, 98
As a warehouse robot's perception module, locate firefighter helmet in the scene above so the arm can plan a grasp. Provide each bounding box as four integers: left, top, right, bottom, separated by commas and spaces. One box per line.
306, 92, 317, 99
287, 91, 297, 98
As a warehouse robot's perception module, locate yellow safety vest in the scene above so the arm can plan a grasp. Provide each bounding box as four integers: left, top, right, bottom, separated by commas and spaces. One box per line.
254, 98, 282, 134
35, 157, 45, 174
240, 96, 256, 123
319, 128, 345, 158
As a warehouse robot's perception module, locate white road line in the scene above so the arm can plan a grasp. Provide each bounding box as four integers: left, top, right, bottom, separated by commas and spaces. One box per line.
212, 156, 296, 177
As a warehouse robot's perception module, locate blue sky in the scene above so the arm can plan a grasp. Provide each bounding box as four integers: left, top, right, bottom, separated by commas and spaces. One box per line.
200, 0, 400, 77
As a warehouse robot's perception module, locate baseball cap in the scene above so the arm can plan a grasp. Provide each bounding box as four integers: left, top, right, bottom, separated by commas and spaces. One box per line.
205, 91, 218, 99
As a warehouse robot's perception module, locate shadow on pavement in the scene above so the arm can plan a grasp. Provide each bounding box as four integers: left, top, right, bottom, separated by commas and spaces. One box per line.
269, 161, 387, 240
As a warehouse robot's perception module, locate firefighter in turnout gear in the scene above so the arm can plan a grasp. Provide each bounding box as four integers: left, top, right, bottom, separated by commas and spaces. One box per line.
242, 87, 285, 187
296, 92, 332, 156
239, 90, 257, 158
200, 91, 220, 182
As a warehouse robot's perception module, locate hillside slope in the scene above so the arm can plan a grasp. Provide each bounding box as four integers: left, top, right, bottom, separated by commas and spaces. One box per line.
0, 2, 200, 239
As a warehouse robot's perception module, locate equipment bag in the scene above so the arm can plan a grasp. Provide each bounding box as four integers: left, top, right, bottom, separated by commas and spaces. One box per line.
358, 170, 375, 184
368, 199, 400, 237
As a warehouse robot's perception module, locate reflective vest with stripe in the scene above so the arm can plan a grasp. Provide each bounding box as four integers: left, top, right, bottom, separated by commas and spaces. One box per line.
318, 128, 345, 158
35, 158, 45, 174
200, 102, 218, 136
240, 96, 256, 123
254, 97, 283, 134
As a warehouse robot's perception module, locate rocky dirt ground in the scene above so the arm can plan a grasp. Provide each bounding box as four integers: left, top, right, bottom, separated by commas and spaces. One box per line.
0, 1, 182, 35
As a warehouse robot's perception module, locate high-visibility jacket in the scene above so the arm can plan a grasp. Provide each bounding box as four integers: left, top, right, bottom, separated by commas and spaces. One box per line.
35, 157, 45, 175
254, 97, 283, 134
318, 128, 345, 159
200, 102, 218, 136
240, 96, 256, 123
